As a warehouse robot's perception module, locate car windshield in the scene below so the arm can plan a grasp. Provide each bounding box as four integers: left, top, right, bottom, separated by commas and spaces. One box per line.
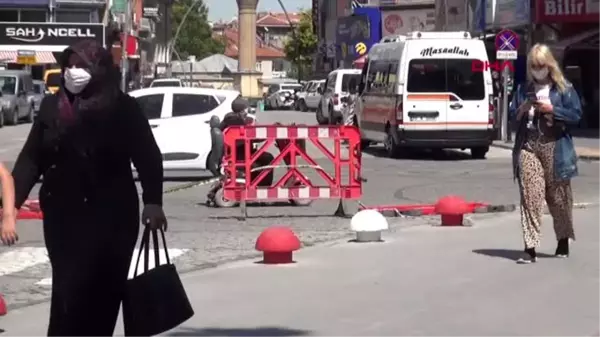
152, 81, 181, 87
407, 59, 485, 100
46, 73, 61, 87
281, 85, 301, 91
0, 76, 17, 95
341, 74, 361, 92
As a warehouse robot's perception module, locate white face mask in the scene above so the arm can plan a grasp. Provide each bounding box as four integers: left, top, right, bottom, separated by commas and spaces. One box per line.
531, 68, 549, 81
64, 67, 91, 94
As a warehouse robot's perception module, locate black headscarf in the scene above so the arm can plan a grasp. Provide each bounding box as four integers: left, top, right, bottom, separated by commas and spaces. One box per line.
58, 40, 120, 123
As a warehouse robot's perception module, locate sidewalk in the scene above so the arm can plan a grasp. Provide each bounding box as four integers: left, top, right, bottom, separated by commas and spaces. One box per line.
492, 140, 600, 161
1, 209, 598, 336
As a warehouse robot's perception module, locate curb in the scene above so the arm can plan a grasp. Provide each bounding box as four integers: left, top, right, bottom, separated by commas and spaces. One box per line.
491, 142, 600, 161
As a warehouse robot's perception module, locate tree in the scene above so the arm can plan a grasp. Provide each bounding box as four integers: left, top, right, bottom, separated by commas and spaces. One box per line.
170, 0, 225, 60
283, 10, 318, 80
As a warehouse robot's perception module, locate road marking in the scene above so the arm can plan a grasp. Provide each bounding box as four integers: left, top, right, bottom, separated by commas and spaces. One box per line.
34, 248, 190, 286
0, 247, 49, 276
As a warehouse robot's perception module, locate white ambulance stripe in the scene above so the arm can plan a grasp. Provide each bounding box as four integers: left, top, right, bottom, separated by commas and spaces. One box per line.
318, 128, 329, 138
35, 248, 190, 286
0, 247, 49, 276
297, 128, 308, 138
276, 127, 288, 139
255, 127, 267, 139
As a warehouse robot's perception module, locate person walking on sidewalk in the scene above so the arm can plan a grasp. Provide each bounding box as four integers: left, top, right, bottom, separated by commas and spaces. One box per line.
0, 162, 17, 246
509, 43, 583, 264
11, 40, 167, 335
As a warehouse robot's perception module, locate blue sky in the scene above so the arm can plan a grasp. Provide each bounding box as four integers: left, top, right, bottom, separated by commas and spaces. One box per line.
204, 0, 311, 21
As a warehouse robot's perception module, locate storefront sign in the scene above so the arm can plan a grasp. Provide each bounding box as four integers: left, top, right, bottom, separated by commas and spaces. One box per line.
0, 23, 105, 48
16, 50, 36, 65
336, 14, 372, 62
382, 8, 435, 37
536, 0, 599, 22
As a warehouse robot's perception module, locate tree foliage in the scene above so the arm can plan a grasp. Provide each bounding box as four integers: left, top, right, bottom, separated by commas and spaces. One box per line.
283, 10, 318, 79
171, 0, 225, 60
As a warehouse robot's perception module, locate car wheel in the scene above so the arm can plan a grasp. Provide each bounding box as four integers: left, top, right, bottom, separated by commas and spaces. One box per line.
316, 105, 328, 125
26, 105, 34, 123
471, 146, 489, 159
328, 105, 340, 125
384, 127, 402, 158
299, 99, 308, 112
8, 108, 18, 125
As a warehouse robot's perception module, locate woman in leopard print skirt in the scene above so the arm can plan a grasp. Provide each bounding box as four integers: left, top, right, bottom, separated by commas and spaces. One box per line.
509, 44, 583, 264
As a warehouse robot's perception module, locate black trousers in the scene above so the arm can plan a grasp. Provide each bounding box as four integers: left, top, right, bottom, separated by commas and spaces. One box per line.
44, 209, 138, 336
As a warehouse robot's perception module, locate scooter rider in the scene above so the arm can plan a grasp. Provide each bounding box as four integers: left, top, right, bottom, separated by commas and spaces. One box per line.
219, 97, 274, 186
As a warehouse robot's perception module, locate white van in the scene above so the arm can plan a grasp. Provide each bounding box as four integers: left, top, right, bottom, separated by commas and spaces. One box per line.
356, 31, 496, 159
316, 68, 362, 124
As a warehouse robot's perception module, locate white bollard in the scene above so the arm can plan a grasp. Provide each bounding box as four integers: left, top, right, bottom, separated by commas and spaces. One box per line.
350, 209, 388, 242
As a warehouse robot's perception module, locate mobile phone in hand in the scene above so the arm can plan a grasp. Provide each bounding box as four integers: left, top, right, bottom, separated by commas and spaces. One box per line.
526, 92, 538, 101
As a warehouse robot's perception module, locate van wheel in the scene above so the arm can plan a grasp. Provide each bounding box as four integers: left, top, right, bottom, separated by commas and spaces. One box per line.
471, 146, 489, 159
316, 106, 328, 125
0, 110, 4, 128
8, 108, 18, 125
384, 128, 402, 158
26, 105, 34, 123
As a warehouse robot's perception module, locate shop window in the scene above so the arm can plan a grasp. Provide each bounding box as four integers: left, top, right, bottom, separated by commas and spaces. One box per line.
55, 10, 91, 23
0, 10, 18, 22
20, 10, 47, 22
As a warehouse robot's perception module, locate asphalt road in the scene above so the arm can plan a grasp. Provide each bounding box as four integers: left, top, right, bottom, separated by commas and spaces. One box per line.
0, 110, 598, 310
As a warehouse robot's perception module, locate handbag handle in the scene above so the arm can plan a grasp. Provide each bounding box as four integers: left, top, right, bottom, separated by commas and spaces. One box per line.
132, 227, 171, 278
133, 227, 151, 278
151, 228, 171, 265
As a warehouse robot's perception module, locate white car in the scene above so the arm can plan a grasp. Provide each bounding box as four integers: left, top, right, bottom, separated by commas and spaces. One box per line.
297, 80, 325, 112
264, 83, 303, 110
149, 78, 183, 88
129, 87, 250, 171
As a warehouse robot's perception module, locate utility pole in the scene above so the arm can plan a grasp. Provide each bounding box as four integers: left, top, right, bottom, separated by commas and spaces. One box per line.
120, 0, 132, 91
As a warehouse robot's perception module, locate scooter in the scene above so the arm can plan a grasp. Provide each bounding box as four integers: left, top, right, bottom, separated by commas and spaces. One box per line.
206, 116, 313, 208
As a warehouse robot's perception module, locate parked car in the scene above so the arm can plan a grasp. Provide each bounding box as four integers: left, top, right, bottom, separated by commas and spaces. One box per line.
0, 70, 35, 127
263, 83, 302, 110
31, 80, 49, 113
150, 78, 183, 88
128, 87, 255, 171
316, 69, 361, 125
297, 80, 325, 112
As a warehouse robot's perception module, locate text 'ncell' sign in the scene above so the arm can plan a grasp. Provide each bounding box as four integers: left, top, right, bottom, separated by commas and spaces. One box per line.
0, 22, 105, 46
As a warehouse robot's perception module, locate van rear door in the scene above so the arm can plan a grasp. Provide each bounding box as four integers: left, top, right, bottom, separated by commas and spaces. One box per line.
405, 59, 447, 133
444, 59, 488, 131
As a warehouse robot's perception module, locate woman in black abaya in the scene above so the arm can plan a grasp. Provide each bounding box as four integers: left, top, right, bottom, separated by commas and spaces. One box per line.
12, 40, 166, 336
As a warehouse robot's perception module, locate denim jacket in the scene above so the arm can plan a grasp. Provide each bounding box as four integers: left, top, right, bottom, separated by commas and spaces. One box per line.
509, 81, 582, 181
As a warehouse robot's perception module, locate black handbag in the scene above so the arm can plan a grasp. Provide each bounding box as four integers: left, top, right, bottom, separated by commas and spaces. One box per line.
123, 227, 194, 336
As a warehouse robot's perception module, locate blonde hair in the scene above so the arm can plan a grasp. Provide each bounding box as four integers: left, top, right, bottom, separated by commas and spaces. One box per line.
527, 43, 568, 92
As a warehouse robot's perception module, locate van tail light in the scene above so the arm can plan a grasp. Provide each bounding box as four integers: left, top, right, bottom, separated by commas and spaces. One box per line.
396, 99, 403, 124
488, 95, 495, 125
333, 93, 339, 105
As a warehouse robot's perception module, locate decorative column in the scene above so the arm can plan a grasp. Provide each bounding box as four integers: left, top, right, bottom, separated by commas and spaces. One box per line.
235, 0, 262, 98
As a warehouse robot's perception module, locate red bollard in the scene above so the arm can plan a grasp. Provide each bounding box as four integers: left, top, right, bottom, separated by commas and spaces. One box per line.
434, 195, 470, 226
0, 294, 7, 316
255, 226, 301, 264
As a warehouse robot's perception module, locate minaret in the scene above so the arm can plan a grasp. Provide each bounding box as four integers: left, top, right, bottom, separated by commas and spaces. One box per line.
235, 0, 261, 99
